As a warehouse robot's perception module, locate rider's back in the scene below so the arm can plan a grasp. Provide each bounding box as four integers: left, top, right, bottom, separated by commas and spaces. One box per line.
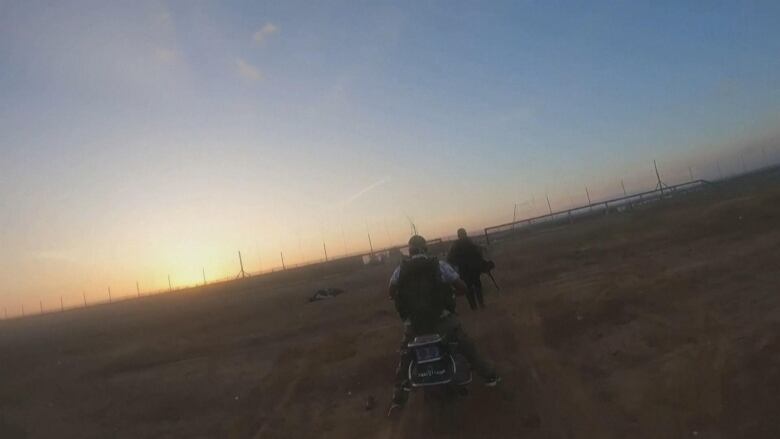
395, 256, 454, 333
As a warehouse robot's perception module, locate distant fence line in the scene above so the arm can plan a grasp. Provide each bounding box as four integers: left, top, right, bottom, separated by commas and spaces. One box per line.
483, 179, 713, 245
15, 164, 780, 321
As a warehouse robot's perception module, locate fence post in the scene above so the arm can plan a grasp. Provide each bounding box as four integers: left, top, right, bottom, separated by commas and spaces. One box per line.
483, 228, 490, 246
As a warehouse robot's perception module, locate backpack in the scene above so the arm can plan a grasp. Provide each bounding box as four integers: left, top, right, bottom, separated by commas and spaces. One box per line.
395, 257, 455, 333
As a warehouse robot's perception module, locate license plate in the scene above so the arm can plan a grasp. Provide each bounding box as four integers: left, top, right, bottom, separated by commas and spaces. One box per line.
414, 345, 441, 363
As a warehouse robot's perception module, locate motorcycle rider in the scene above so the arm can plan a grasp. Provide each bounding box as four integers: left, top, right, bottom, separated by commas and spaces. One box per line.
447, 228, 492, 310
388, 235, 500, 412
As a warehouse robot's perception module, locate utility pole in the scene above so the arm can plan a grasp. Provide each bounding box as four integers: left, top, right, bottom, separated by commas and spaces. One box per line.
367, 232, 374, 255
383, 219, 392, 248
136, 281, 140, 298
237, 251, 247, 278
280, 251, 286, 270
108, 287, 112, 303
546, 193, 553, 215
296, 231, 303, 263
585, 186, 592, 205
341, 223, 348, 256
60, 296, 64, 312
654, 160, 667, 195
405, 215, 417, 236
83, 291, 87, 307
168, 275, 173, 292
323, 242, 328, 261
40, 300, 43, 314
202, 268, 207, 285
621, 180, 627, 196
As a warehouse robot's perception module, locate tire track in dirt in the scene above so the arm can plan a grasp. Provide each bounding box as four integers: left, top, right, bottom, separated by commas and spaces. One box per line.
252, 349, 309, 439
502, 296, 571, 439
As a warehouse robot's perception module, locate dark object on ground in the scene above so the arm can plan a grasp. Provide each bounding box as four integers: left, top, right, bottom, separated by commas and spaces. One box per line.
364, 396, 376, 411
308, 288, 345, 302
523, 414, 541, 429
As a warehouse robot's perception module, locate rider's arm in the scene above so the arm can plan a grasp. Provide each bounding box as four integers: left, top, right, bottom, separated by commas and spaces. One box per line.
388, 283, 398, 300
388, 266, 401, 300
439, 260, 467, 296
451, 278, 469, 296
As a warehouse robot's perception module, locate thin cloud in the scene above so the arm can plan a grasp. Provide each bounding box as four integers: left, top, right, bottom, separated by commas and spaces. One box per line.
253, 22, 279, 44
340, 177, 390, 208
153, 47, 178, 64
236, 58, 262, 81
497, 106, 536, 124
32, 249, 79, 264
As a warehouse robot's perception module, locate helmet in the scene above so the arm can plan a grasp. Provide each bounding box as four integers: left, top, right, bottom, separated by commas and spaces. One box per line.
407, 235, 427, 255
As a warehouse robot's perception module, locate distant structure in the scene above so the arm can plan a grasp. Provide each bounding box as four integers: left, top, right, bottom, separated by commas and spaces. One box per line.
236, 251, 248, 279
654, 160, 669, 195
405, 215, 417, 235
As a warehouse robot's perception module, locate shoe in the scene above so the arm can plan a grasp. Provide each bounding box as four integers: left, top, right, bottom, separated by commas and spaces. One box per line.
389, 387, 408, 408
387, 402, 403, 417
484, 375, 502, 387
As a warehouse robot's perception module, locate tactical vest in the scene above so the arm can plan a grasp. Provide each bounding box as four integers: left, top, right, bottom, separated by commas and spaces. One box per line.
395, 257, 455, 333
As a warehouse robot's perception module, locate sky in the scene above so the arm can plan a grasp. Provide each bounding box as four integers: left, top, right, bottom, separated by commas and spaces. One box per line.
1, 1, 780, 313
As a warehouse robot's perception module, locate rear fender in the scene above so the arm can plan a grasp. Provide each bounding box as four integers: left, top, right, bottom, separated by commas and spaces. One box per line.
408, 354, 456, 387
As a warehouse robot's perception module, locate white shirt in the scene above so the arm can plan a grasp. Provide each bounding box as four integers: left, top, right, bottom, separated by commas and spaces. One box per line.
388, 254, 460, 287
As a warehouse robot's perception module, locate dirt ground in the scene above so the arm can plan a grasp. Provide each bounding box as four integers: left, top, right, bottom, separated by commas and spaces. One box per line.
1, 170, 779, 439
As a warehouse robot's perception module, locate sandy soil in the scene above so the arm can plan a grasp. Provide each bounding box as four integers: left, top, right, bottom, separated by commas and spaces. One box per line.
1, 170, 779, 439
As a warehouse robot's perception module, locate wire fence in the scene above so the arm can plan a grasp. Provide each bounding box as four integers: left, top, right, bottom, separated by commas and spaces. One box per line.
484, 179, 713, 245
3, 152, 780, 321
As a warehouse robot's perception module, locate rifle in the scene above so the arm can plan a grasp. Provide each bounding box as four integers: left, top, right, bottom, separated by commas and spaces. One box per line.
486, 270, 500, 292
481, 259, 500, 292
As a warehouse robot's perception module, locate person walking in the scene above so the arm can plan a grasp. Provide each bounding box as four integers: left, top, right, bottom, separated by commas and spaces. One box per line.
447, 228, 491, 310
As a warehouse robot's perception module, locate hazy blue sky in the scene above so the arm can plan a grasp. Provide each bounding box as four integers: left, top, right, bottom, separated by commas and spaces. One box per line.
1, 1, 779, 311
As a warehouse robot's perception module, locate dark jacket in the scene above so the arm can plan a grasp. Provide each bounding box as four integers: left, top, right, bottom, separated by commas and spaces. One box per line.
447, 238, 484, 279
395, 256, 455, 332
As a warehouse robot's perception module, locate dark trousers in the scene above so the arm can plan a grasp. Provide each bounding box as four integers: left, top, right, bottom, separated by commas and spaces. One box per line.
463, 275, 484, 310
393, 315, 495, 401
